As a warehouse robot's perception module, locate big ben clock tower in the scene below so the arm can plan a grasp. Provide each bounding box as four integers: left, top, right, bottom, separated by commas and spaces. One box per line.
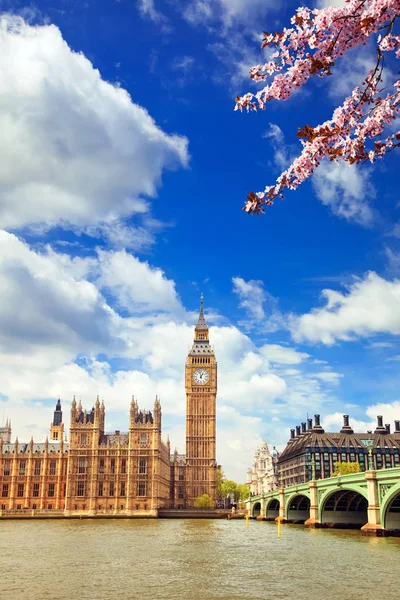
185, 295, 217, 506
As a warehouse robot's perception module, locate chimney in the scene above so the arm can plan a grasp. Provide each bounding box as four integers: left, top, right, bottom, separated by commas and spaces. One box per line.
296, 425, 301, 437
307, 418, 313, 430
301, 422, 306, 434
340, 414, 354, 434
395, 420, 400, 433
290, 429, 295, 440
312, 414, 325, 433
375, 415, 386, 433
385, 424, 391, 434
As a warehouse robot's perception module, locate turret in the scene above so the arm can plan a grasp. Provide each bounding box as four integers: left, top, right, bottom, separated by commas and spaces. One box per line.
154, 396, 161, 428
130, 396, 138, 428
50, 399, 64, 441
0, 417, 12, 443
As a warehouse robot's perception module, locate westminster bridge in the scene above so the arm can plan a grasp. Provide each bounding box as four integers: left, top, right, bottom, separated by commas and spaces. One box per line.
246, 467, 400, 536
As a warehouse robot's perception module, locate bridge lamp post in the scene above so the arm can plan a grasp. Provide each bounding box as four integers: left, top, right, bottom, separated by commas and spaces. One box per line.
365, 440, 374, 471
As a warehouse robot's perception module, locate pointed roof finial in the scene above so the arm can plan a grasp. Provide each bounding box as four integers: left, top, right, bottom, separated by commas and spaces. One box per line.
195, 293, 208, 331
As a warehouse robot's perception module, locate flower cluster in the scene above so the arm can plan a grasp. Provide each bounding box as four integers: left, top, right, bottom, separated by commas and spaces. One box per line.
236, 0, 400, 215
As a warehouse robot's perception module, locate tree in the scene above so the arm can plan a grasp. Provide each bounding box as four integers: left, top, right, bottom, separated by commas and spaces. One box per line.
332, 461, 362, 476
220, 479, 238, 499
193, 494, 215, 509
236, 483, 251, 501
220, 479, 250, 501
236, 0, 400, 215
216, 467, 225, 499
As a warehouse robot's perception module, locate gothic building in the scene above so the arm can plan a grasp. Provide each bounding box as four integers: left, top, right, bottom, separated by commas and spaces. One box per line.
247, 442, 279, 495
0, 298, 218, 516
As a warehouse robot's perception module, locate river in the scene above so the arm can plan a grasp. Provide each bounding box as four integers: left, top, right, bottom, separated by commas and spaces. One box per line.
0, 519, 399, 600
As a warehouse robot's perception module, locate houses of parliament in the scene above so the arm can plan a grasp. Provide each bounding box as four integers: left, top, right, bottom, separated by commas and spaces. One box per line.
0, 298, 218, 516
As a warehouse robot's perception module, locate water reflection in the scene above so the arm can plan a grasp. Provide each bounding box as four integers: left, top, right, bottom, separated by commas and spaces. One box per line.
0, 519, 398, 600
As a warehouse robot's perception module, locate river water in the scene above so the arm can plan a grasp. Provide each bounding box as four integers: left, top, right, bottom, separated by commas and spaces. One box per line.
0, 519, 399, 600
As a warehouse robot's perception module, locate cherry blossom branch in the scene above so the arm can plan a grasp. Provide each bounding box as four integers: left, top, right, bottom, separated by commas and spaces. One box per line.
235, 0, 400, 215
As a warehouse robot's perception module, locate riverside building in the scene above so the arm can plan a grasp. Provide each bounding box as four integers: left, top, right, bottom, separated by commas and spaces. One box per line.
0, 298, 218, 516
277, 414, 400, 487
247, 442, 279, 495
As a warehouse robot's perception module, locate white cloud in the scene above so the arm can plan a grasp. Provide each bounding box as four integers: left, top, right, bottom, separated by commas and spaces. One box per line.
385, 247, 400, 275
312, 162, 374, 226
260, 344, 309, 365
313, 371, 343, 384
232, 277, 266, 321
185, 0, 276, 28
232, 276, 284, 331
97, 249, 184, 315
291, 271, 400, 345
0, 15, 188, 235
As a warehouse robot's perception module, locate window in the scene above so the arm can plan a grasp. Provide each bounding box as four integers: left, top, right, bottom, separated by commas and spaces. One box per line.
78, 458, 88, 474
2, 484, 8, 498
139, 458, 147, 474
178, 488, 184, 499
140, 434, 148, 446
81, 434, 87, 445
99, 459, 105, 474
110, 459, 115, 474
77, 482, 86, 497
120, 482, 126, 496
53, 431, 58, 440
19, 461, 26, 476
49, 460, 56, 476
17, 483, 24, 498
32, 504, 37, 510
34, 461, 41, 476
48, 504, 53, 510
109, 482, 115, 496
178, 468, 184, 481
3, 460, 10, 476
98, 482, 103, 497
33, 483, 40, 498
121, 459, 126, 474
63, 484, 66, 497
48, 483, 55, 497
137, 482, 147, 497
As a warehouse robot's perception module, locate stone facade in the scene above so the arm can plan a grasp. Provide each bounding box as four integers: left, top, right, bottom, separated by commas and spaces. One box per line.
0, 299, 218, 515
247, 442, 279, 495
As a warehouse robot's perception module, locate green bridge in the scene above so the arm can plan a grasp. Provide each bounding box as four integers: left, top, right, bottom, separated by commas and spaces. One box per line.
246, 467, 400, 536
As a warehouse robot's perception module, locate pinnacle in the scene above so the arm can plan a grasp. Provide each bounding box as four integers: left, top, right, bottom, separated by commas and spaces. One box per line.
195, 293, 208, 331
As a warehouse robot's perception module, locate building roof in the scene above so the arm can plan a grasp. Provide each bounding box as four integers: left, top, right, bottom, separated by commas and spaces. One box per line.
1, 442, 68, 454
279, 430, 400, 461
195, 294, 208, 331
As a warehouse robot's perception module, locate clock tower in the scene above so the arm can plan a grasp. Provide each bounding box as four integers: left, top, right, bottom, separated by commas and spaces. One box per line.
185, 295, 217, 506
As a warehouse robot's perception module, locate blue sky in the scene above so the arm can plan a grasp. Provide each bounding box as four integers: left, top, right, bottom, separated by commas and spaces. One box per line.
0, 0, 399, 480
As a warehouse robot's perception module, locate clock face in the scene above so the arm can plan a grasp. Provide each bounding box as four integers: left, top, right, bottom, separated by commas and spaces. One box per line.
193, 368, 209, 385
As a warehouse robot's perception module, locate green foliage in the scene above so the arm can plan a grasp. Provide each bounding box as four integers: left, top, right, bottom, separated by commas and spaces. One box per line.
220, 479, 250, 502
332, 461, 361, 477
216, 468, 225, 499
193, 494, 215, 509
236, 483, 251, 501
221, 479, 237, 498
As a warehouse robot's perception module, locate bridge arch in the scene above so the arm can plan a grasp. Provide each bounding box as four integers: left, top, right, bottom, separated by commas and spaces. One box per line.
320, 487, 368, 528
252, 501, 262, 518
265, 498, 279, 520
286, 494, 310, 523
381, 483, 400, 533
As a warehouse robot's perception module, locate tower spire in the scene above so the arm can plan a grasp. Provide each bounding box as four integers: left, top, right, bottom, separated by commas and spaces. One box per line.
195, 294, 208, 331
